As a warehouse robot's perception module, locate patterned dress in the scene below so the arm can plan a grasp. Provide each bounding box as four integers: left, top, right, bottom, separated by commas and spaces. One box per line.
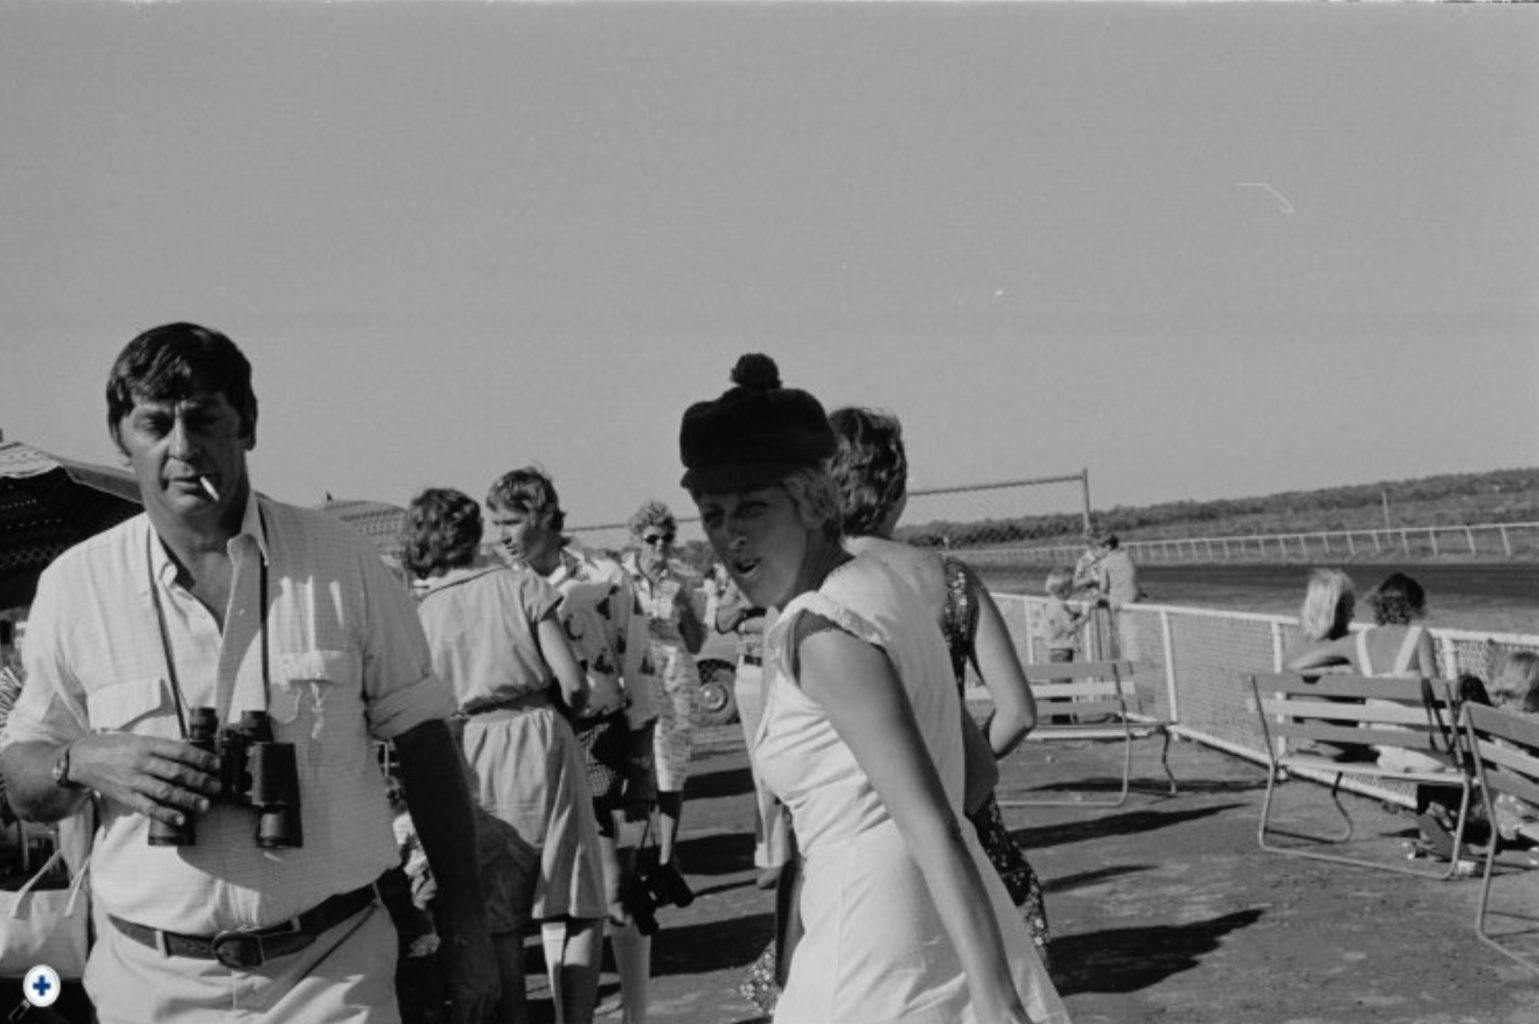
539, 544, 661, 809
622, 553, 702, 793
942, 557, 1053, 970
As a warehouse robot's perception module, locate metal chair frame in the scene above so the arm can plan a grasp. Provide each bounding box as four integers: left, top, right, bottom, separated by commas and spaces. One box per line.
1003, 659, 1175, 808
1251, 671, 1474, 880
1463, 702, 1539, 975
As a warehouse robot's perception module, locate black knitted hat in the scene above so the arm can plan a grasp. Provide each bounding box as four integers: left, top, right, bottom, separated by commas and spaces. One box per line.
679, 354, 837, 492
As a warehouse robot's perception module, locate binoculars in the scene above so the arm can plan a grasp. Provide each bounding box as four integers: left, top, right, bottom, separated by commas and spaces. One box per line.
148, 707, 303, 849
627, 858, 695, 937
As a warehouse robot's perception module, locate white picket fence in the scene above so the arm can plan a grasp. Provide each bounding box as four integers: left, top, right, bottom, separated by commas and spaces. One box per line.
969, 521, 1539, 568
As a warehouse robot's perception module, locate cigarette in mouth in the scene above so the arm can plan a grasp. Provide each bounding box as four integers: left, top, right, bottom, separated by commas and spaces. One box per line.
197, 476, 220, 502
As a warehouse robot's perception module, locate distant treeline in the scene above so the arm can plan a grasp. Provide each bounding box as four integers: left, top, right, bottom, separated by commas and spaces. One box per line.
895, 467, 1539, 551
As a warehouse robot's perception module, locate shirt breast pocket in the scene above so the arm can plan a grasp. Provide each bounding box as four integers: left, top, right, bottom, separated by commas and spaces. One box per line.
85, 677, 179, 739
272, 650, 365, 767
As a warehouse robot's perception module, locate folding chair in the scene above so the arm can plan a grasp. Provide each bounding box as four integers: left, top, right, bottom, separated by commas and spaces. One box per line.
1005, 659, 1175, 808
1463, 702, 1539, 974
1251, 672, 1473, 879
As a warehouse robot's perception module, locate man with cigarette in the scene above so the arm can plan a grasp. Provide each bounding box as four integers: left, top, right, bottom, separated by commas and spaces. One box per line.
0, 323, 496, 1023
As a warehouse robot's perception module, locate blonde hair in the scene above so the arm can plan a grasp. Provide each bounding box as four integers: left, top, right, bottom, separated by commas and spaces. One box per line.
1298, 568, 1356, 642
1044, 567, 1074, 599
1492, 651, 1539, 714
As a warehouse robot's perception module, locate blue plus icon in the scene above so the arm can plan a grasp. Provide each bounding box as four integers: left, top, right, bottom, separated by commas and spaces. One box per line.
22, 965, 61, 1008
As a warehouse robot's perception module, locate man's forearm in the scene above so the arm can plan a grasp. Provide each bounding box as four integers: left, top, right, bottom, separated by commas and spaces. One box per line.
0, 740, 89, 823
391, 720, 487, 941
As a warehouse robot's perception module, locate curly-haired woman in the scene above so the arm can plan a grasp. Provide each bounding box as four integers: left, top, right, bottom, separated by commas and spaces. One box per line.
621, 499, 706, 887
403, 487, 606, 1024
827, 405, 1052, 970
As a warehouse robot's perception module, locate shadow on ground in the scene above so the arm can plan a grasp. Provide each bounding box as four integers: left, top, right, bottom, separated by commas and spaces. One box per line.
1010, 803, 1245, 848
651, 911, 775, 978
676, 829, 756, 878
685, 765, 755, 801
1041, 864, 1152, 893
1051, 908, 1265, 995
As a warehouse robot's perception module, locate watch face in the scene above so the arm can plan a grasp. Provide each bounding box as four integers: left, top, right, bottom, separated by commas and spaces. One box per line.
52, 751, 77, 789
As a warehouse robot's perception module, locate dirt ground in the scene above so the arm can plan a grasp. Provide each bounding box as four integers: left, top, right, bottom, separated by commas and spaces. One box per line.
507, 720, 1539, 1024
31, 716, 1537, 1023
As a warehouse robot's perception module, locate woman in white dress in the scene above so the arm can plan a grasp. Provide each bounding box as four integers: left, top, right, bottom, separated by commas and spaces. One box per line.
678, 354, 1069, 1024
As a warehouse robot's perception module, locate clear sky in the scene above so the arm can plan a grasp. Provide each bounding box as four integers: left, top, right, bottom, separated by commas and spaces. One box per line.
2, 2, 1536, 529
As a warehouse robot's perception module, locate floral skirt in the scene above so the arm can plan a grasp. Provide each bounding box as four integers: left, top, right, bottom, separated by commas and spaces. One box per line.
968, 793, 1051, 969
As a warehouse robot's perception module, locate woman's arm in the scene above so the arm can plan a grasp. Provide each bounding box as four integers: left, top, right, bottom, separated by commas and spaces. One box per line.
959, 563, 1037, 757
796, 617, 1030, 1023
1284, 635, 1355, 673
536, 613, 594, 713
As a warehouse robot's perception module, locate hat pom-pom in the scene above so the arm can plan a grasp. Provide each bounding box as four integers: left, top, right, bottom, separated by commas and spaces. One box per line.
731, 353, 781, 391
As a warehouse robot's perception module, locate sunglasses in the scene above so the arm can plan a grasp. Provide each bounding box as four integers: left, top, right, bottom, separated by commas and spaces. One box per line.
642, 533, 675, 547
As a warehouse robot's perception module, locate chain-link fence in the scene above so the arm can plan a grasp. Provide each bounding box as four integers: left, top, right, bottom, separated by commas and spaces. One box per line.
992, 591, 1539, 809
566, 470, 1092, 572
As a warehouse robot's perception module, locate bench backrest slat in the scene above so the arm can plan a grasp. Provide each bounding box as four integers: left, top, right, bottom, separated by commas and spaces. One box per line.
1466, 704, 1539, 806
1024, 660, 1134, 684
1250, 672, 1462, 762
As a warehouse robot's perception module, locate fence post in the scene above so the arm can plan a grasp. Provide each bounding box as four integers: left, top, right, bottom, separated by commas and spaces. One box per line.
1080, 467, 1092, 535
1160, 609, 1180, 725
1438, 634, 1458, 678
1502, 525, 1512, 558
1465, 526, 1475, 556
1373, 531, 1381, 555
1346, 533, 1355, 557
1270, 621, 1284, 672
1430, 528, 1439, 557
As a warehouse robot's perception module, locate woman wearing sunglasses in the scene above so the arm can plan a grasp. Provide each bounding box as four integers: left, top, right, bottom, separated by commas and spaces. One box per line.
622, 501, 707, 887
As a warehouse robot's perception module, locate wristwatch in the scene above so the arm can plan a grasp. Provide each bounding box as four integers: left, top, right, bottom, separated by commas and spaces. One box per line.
51, 743, 84, 791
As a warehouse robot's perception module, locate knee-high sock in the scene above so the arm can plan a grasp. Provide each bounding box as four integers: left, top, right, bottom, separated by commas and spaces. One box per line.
609, 921, 650, 1024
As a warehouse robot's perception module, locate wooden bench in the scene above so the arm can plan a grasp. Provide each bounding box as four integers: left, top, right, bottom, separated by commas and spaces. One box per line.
1462, 702, 1539, 973
1002, 659, 1175, 808
1250, 672, 1473, 879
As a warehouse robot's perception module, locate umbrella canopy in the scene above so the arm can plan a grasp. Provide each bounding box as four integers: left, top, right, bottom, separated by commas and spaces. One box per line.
316, 498, 408, 559
0, 439, 142, 610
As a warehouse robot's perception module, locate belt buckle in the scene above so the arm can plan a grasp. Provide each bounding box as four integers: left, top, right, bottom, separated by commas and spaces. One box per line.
211, 928, 266, 969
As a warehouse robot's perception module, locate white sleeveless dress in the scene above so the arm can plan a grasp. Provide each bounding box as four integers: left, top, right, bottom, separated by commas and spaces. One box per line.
754, 553, 1069, 1024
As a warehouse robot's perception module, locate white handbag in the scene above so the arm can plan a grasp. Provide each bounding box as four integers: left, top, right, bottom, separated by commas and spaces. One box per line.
0, 844, 90, 980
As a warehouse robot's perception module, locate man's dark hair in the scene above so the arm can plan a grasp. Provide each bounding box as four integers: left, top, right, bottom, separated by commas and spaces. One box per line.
106, 323, 257, 449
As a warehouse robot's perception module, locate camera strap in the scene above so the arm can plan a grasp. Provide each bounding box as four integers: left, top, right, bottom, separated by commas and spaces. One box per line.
146, 510, 271, 739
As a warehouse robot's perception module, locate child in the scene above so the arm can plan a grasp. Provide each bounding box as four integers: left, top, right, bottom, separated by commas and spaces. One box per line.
1040, 567, 1089, 663
1489, 651, 1539, 852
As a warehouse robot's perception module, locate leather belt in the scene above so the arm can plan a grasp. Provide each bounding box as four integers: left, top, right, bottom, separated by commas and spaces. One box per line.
466, 688, 553, 715
108, 883, 377, 969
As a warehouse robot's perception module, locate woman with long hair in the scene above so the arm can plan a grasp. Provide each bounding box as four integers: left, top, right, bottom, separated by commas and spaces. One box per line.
679, 356, 1068, 1024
